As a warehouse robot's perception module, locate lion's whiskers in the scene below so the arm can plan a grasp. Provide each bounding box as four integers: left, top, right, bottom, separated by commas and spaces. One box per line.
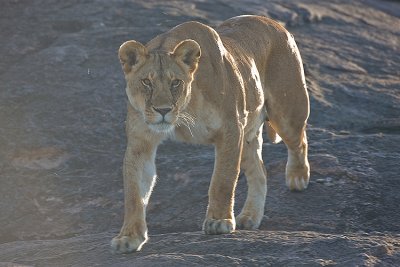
177, 112, 196, 137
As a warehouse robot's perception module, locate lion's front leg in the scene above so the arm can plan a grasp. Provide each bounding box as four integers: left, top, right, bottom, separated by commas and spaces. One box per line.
111, 138, 159, 253
203, 126, 243, 235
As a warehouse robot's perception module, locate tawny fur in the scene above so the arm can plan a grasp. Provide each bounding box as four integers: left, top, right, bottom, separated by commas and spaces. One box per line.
111, 15, 310, 253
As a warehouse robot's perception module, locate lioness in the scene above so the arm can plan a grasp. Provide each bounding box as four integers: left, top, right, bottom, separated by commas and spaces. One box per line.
111, 15, 310, 253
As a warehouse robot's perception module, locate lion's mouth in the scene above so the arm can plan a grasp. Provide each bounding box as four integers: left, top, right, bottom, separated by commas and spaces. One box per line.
148, 121, 175, 133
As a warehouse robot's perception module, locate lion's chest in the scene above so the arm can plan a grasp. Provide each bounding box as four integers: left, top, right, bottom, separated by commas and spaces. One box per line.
172, 103, 222, 145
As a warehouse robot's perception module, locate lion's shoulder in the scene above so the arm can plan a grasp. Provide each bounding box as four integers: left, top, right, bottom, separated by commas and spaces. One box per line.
146, 21, 225, 60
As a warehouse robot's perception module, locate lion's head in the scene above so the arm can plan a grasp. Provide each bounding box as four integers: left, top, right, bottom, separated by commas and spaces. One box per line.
119, 39, 201, 133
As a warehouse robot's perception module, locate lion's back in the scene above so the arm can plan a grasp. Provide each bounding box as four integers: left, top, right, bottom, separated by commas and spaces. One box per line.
216, 16, 292, 67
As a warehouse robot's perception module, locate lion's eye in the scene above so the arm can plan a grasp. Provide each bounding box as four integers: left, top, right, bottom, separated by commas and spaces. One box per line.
141, 79, 151, 87
171, 79, 182, 88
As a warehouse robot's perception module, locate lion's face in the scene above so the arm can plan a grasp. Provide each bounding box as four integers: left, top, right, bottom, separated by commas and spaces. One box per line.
119, 40, 201, 133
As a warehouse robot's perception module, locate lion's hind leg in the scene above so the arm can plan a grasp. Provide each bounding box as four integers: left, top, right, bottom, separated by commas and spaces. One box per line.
236, 125, 267, 229
270, 119, 310, 191
285, 129, 310, 191
262, 30, 310, 191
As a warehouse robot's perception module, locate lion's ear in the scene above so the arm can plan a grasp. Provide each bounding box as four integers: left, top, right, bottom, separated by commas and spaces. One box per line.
118, 40, 147, 73
172, 39, 201, 72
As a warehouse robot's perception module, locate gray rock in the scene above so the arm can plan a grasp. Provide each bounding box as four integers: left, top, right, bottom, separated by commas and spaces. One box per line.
0, 0, 399, 266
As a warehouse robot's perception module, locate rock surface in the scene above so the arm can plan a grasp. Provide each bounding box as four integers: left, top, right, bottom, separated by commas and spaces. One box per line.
0, 0, 399, 266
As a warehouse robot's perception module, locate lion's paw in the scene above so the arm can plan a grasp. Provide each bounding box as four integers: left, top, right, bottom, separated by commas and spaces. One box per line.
285, 161, 310, 191
203, 218, 235, 235
286, 175, 308, 191
110, 235, 147, 254
286, 172, 309, 191
236, 214, 262, 230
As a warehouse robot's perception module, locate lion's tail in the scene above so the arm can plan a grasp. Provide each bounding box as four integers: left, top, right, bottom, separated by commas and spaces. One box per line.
265, 122, 282, 144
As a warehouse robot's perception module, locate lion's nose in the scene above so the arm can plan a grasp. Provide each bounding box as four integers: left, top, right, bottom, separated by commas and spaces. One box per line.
153, 107, 172, 116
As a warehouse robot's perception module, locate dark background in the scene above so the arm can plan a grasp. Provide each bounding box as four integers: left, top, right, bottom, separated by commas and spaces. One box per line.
0, 0, 399, 266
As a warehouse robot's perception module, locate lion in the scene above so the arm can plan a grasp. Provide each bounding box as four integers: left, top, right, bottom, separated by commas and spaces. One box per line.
111, 15, 310, 253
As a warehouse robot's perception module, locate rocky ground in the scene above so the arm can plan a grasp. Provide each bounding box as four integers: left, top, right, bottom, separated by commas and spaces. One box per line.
0, 0, 399, 266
